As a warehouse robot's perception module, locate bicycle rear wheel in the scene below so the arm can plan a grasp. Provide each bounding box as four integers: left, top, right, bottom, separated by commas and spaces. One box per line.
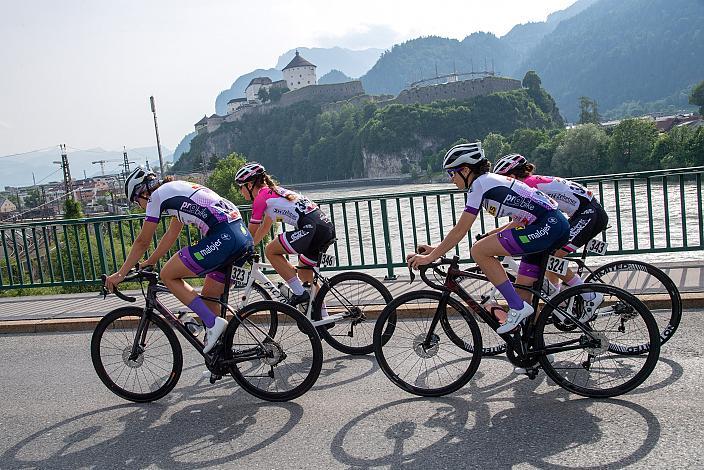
373, 290, 482, 397
535, 284, 660, 398
91, 306, 183, 403
586, 260, 681, 348
312, 271, 393, 355
223, 301, 323, 402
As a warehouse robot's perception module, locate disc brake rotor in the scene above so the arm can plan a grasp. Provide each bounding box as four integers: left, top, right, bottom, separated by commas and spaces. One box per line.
584, 331, 610, 356
261, 341, 285, 366
122, 347, 144, 368
413, 333, 439, 358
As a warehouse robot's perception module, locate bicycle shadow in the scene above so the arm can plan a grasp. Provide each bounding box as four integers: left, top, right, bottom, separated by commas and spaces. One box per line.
313, 351, 378, 391
1, 380, 304, 470
330, 382, 661, 470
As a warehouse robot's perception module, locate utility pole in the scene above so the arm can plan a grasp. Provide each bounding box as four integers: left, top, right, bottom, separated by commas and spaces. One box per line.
53, 144, 73, 200
145, 159, 151, 172
150, 96, 165, 176
122, 146, 131, 174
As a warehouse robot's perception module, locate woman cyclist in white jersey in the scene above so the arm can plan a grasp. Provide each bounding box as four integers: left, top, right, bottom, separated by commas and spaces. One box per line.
493, 153, 609, 322
235, 162, 336, 308
408, 142, 570, 333
105, 167, 254, 353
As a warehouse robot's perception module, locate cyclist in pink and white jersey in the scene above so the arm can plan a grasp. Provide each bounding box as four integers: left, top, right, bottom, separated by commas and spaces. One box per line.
235, 162, 336, 307
494, 153, 609, 321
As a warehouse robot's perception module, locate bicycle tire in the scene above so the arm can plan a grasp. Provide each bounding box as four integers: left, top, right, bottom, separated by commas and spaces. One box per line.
311, 271, 393, 355
373, 290, 482, 397
535, 284, 660, 398
585, 259, 681, 347
224, 300, 323, 402
91, 306, 183, 403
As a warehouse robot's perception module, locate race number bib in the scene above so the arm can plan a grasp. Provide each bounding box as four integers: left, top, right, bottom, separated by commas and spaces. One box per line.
231, 265, 251, 286
319, 253, 336, 268
587, 238, 608, 255
546, 256, 569, 276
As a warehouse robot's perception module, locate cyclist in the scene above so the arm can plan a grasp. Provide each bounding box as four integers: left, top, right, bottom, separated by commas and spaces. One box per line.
493, 153, 609, 321
235, 162, 336, 309
408, 142, 570, 333
105, 167, 253, 353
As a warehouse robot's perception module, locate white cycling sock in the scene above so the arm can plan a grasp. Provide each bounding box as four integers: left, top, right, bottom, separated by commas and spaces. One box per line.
320, 302, 329, 318
286, 277, 305, 295
566, 275, 596, 301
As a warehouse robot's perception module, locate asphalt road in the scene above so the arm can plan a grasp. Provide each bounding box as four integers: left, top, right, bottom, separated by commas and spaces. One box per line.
0, 310, 702, 469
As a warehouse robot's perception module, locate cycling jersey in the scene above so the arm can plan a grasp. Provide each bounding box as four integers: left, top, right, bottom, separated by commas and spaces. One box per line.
250, 187, 318, 228
522, 175, 593, 217
144, 180, 241, 235
464, 173, 558, 224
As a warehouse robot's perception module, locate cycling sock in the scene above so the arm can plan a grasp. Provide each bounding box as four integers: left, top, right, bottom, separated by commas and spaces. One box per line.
188, 297, 216, 328
496, 280, 525, 310
320, 302, 329, 318
566, 275, 596, 301
286, 277, 305, 295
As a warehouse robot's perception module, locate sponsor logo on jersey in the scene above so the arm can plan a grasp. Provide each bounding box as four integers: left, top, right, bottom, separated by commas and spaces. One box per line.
193, 238, 222, 260
221, 233, 231, 241
179, 201, 210, 220
503, 194, 535, 211
518, 223, 551, 244
550, 192, 578, 206
569, 219, 590, 239
582, 208, 595, 215
548, 217, 558, 224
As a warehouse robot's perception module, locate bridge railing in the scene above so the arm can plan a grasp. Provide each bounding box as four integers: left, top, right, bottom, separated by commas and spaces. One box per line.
1, 166, 702, 289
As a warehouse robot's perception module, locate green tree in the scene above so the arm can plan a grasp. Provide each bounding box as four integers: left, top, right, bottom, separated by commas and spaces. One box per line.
551, 124, 609, 177
63, 198, 83, 219
482, 133, 511, 162
257, 87, 270, 103
207, 152, 248, 205
522, 71, 541, 92
578, 96, 600, 124
508, 128, 549, 160
689, 80, 704, 115
269, 87, 289, 103
608, 118, 659, 172
24, 188, 42, 209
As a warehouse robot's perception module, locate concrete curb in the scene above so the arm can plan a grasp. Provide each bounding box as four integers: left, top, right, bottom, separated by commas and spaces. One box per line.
1, 292, 702, 335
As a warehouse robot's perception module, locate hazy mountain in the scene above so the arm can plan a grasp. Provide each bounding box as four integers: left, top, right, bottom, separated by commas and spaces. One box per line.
0, 146, 172, 189
173, 132, 196, 162
517, 0, 704, 120
318, 69, 353, 85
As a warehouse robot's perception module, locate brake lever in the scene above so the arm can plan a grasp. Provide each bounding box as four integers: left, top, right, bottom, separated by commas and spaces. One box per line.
408, 266, 416, 283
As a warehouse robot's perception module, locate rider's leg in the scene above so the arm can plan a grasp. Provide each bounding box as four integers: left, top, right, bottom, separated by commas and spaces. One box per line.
265, 238, 302, 293
161, 254, 218, 328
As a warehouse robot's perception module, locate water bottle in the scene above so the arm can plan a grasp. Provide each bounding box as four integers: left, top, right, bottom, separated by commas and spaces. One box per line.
177, 311, 203, 337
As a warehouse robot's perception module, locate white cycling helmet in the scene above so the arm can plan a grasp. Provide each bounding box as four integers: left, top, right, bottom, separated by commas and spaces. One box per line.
493, 153, 527, 175
235, 162, 266, 185
442, 142, 485, 169
124, 166, 155, 202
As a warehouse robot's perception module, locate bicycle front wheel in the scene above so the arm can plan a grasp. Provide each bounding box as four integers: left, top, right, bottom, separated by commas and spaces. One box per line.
536, 284, 660, 398
586, 260, 681, 348
312, 271, 393, 355
224, 301, 323, 402
373, 290, 482, 397
91, 306, 183, 403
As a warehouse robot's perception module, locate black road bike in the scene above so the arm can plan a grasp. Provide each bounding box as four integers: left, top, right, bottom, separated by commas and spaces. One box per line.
373, 252, 661, 398
91, 253, 323, 403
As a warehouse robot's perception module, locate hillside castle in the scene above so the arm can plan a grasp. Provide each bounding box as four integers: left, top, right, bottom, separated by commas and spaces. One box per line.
194, 51, 521, 134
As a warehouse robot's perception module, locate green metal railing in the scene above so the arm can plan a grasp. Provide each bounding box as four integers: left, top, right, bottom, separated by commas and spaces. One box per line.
1, 166, 703, 289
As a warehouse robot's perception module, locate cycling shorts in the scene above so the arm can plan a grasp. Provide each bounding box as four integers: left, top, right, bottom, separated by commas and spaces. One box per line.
497, 210, 570, 278
279, 209, 336, 266
178, 219, 254, 284
563, 199, 609, 253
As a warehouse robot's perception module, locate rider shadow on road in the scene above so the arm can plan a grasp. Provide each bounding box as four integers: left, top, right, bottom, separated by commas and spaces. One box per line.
331, 364, 661, 470
2, 377, 305, 470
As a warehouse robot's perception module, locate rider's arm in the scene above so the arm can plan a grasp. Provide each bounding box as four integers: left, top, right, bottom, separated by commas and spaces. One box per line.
106, 220, 158, 290
252, 215, 275, 246
142, 217, 184, 266
425, 211, 476, 262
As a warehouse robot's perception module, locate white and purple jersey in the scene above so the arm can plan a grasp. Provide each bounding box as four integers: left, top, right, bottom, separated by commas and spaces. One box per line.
464, 173, 558, 225
250, 186, 318, 228
523, 175, 593, 217
144, 180, 242, 235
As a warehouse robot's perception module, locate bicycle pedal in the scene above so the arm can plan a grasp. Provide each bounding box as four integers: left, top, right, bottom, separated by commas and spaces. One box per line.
209, 373, 223, 384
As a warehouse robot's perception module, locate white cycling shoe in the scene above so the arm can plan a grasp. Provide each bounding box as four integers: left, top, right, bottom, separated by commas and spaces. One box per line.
203, 317, 228, 354
579, 292, 604, 323
497, 302, 534, 334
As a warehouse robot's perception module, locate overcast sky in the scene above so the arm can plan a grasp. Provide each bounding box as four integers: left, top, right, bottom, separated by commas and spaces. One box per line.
0, 0, 575, 158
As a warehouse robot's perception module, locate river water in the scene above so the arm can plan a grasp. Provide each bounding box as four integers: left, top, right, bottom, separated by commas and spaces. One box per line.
299, 179, 704, 268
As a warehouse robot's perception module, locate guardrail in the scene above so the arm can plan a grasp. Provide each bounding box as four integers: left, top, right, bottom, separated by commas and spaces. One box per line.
1, 166, 702, 289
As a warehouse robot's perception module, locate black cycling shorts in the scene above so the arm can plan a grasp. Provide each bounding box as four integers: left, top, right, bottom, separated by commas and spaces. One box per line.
279, 209, 336, 266
563, 199, 609, 253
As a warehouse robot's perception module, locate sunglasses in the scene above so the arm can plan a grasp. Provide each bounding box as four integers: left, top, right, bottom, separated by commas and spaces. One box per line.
447, 169, 459, 178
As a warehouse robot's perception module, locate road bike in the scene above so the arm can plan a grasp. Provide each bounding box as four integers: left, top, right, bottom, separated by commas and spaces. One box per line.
227, 240, 393, 355
373, 252, 661, 398
90, 252, 323, 402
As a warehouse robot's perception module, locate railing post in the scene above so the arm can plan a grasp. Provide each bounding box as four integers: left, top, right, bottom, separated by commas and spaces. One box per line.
380, 198, 396, 280
94, 222, 108, 276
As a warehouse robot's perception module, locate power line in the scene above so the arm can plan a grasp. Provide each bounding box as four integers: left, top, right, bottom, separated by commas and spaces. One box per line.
0, 146, 56, 160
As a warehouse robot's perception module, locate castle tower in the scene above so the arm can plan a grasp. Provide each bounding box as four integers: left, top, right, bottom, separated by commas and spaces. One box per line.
282, 50, 316, 91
